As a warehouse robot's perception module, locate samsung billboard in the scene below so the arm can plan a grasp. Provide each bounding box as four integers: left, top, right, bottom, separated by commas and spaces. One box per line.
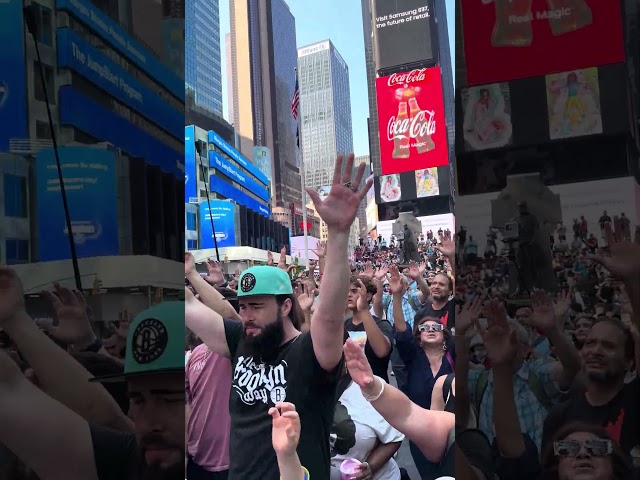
372, 0, 435, 71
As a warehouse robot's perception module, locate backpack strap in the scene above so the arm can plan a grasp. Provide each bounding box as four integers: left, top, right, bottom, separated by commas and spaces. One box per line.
527, 367, 553, 411
474, 370, 490, 417
445, 351, 455, 373
442, 372, 455, 404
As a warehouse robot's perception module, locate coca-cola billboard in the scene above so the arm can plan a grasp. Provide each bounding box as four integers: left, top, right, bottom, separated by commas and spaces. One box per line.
376, 67, 448, 176
461, 0, 624, 86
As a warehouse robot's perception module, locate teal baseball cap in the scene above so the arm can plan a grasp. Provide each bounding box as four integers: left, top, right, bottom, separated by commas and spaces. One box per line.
91, 301, 185, 383
237, 266, 293, 297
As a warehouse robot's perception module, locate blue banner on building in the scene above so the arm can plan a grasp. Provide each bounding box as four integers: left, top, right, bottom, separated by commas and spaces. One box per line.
56, 28, 182, 139
36, 147, 119, 261
209, 176, 270, 218
200, 200, 236, 248
209, 151, 269, 202
185, 126, 197, 203
59, 87, 183, 177
0, 1, 28, 152
55, 0, 183, 101
208, 131, 269, 186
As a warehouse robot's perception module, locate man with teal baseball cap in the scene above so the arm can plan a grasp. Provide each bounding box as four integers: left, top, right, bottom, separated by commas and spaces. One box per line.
89, 301, 186, 480
186, 153, 373, 480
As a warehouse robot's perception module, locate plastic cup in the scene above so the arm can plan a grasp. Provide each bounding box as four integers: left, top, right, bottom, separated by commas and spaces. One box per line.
340, 458, 362, 480
347, 331, 367, 349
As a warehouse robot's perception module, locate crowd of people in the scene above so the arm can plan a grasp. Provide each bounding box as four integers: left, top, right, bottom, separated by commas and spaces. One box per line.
454, 210, 640, 480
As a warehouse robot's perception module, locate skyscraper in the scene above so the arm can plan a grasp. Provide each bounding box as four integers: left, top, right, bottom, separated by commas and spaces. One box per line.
230, 0, 301, 210
225, 32, 234, 124
185, 0, 223, 115
433, 0, 455, 158
297, 40, 354, 190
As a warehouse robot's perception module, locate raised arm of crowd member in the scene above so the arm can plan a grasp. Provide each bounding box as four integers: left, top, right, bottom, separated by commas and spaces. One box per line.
589, 225, 640, 331
408, 260, 430, 303
343, 339, 454, 464
371, 266, 388, 319
278, 245, 288, 270
311, 240, 327, 277
435, 236, 455, 277
389, 265, 408, 333
185, 253, 242, 321
0, 267, 133, 434
529, 290, 581, 390
305, 153, 372, 371
0, 269, 100, 480
184, 280, 231, 358
295, 283, 315, 334
453, 298, 482, 428
270, 402, 307, 480
481, 300, 541, 479
354, 278, 391, 358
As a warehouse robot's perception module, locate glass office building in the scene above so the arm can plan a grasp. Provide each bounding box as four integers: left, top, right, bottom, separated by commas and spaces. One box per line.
186, 0, 223, 115
297, 40, 354, 190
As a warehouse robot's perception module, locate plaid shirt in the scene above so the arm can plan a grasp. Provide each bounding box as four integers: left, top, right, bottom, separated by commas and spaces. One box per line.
468, 358, 562, 452
382, 288, 424, 330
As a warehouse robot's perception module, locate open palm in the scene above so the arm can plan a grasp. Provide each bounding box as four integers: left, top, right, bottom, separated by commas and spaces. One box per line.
41, 284, 93, 346
589, 225, 640, 280
306, 154, 372, 232
269, 402, 301, 458
344, 339, 374, 389
530, 290, 556, 331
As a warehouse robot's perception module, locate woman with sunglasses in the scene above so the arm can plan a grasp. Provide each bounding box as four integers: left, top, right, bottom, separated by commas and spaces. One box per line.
541, 422, 634, 480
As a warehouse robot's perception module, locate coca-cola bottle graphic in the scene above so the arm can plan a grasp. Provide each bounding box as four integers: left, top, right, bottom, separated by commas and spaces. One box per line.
545, 0, 592, 36
491, 0, 534, 47
392, 102, 410, 159
408, 97, 435, 153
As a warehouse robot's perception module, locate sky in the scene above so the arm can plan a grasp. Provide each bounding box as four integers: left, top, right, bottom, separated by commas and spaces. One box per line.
219, 0, 455, 157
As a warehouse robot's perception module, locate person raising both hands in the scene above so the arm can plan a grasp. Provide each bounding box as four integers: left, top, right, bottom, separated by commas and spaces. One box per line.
270, 402, 309, 480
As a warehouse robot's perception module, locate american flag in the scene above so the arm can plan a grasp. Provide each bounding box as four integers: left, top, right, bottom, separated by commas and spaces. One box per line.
291, 72, 300, 120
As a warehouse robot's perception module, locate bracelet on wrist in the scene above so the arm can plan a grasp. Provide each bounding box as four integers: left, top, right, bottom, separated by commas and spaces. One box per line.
362, 376, 385, 402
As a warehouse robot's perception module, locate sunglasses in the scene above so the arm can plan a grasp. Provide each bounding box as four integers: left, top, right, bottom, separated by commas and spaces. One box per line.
553, 439, 613, 458
418, 323, 445, 333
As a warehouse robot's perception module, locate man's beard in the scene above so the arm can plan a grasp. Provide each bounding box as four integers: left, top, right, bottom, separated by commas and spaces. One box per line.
138, 433, 184, 480
242, 313, 285, 361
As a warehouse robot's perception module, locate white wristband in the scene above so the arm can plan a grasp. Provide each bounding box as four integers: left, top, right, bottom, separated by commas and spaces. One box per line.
362, 376, 385, 402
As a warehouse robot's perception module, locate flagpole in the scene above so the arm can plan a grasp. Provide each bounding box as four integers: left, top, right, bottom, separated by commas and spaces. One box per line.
294, 67, 310, 265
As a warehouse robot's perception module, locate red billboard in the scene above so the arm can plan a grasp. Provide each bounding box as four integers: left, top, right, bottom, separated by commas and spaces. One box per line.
461, 0, 625, 86
376, 67, 448, 176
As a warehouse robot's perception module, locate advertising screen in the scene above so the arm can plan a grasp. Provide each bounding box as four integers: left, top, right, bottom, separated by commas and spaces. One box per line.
185, 126, 197, 203
372, 0, 434, 71
0, 0, 27, 151
254, 146, 273, 182
461, 0, 625, 86
545, 67, 602, 140
379, 174, 402, 203
200, 200, 236, 249
290, 236, 320, 260
415, 168, 439, 197
462, 83, 513, 151
36, 147, 118, 261
376, 67, 448, 175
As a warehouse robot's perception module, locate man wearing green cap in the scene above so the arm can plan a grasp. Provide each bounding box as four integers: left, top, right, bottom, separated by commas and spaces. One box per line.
0, 265, 185, 480
186, 153, 373, 480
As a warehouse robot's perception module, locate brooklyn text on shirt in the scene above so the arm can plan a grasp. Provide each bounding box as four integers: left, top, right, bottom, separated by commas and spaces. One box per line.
233, 356, 289, 406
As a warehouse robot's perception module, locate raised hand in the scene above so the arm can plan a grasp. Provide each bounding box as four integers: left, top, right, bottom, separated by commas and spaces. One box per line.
185, 252, 196, 276
344, 338, 375, 389
267, 250, 275, 266
554, 289, 571, 319
530, 289, 557, 331
407, 261, 421, 281
305, 154, 373, 232
374, 265, 389, 281
278, 246, 288, 268
434, 238, 455, 259
355, 279, 370, 312
456, 297, 482, 336
419, 261, 427, 275
0, 267, 26, 323
361, 261, 375, 279
479, 299, 517, 366
269, 402, 301, 459
311, 240, 326, 259
41, 283, 95, 348
589, 224, 640, 281
388, 264, 403, 293
295, 284, 316, 312
205, 258, 225, 286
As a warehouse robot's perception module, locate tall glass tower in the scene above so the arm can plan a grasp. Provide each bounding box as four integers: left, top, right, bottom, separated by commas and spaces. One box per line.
185, 0, 223, 115
297, 40, 354, 190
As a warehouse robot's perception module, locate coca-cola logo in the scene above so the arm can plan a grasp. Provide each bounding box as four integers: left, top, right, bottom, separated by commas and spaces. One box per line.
387, 69, 427, 87
387, 109, 436, 142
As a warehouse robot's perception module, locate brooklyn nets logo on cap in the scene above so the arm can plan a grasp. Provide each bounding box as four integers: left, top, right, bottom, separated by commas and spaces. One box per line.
132, 318, 168, 364
240, 272, 257, 292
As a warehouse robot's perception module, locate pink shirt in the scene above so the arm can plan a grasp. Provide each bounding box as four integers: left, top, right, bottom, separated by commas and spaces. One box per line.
186, 344, 232, 472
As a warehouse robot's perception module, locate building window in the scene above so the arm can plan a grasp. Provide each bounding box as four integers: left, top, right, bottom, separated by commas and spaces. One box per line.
3, 174, 27, 218
35, 120, 51, 140
187, 239, 198, 250
186, 212, 197, 231
31, 4, 53, 46
33, 62, 55, 104
6, 239, 29, 265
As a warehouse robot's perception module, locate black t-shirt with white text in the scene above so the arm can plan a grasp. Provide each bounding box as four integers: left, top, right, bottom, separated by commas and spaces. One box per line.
344, 315, 394, 382
419, 300, 455, 330
224, 319, 342, 480
542, 378, 640, 459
